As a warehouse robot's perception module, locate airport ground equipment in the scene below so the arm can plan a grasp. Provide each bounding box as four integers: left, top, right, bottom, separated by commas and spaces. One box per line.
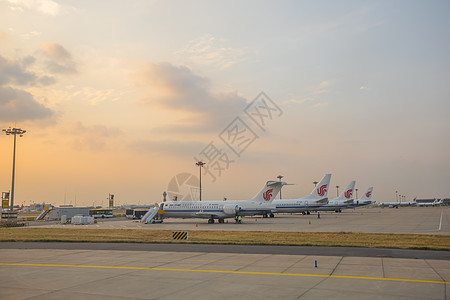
72, 216, 94, 225
141, 207, 162, 223
36, 208, 51, 221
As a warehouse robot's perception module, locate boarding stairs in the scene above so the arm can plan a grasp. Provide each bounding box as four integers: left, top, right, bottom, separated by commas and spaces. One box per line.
35, 209, 51, 221
141, 207, 160, 224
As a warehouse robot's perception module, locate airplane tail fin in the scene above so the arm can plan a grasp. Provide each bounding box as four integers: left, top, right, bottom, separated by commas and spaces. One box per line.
250, 180, 287, 203
307, 174, 331, 200
13, 204, 24, 212
337, 181, 356, 201
359, 187, 374, 201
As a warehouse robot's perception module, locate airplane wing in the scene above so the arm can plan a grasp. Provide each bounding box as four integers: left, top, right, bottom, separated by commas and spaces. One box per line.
317, 198, 328, 204
344, 199, 354, 204
195, 211, 221, 218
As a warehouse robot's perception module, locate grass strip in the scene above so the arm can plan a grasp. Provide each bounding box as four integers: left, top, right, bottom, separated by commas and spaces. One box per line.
0, 228, 449, 250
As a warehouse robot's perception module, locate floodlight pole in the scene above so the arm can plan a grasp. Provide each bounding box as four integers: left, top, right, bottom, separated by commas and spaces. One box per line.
277, 175, 284, 199
2, 127, 26, 211
313, 181, 318, 187
336, 186, 340, 197
196, 161, 205, 201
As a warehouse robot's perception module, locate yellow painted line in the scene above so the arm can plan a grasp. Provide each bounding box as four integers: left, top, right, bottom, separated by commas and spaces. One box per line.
0, 263, 447, 285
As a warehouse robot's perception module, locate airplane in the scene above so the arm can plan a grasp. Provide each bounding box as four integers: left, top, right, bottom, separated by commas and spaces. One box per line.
379, 196, 415, 208
378, 201, 400, 208
316, 180, 355, 213
415, 198, 441, 207
435, 199, 444, 206
349, 187, 375, 208
158, 180, 287, 223
379, 202, 406, 208
13, 204, 24, 212
269, 174, 331, 216
403, 197, 418, 207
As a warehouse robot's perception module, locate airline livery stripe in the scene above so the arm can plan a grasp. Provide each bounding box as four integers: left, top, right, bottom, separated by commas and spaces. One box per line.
275, 206, 323, 209
0, 263, 447, 285
165, 210, 223, 213
172, 231, 188, 240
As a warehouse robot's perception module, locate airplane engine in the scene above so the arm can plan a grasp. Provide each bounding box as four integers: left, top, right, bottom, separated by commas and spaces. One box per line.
223, 204, 240, 215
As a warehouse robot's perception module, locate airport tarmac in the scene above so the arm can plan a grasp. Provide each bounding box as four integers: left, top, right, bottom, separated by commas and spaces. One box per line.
0, 247, 449, 299
3, 207, 448, 299
30, 207, 450, 235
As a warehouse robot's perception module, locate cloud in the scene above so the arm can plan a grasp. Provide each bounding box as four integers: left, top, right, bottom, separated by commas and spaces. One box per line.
0, 54, 57, 86
21, 30, 41, 40
41, 43, 77, 74
135, 62, 247, 131
313, 102, 328, 108
38, 75, 56, 85
0, 86, 54, 121
310, 81, 331, 96
67, 122, 123, 151
7, 0, 62, 16
289, 81, 332, 104
131, 139, 202, 157
42, 43, 71, 60
176, 34, 246, 69
0, 55, 37, 85
0, 54, 56, 121
72, 87, 125, 105
0, 31, 9, 41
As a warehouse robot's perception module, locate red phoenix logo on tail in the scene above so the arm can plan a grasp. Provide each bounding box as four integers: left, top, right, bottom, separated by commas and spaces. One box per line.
317, 184, 327, 197
263, 189, 273, 201
344, 190, 353, 199
366, 191, 372, 198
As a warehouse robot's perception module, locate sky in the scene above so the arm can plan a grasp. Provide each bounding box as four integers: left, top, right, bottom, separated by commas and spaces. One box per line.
0, 0, 449, 207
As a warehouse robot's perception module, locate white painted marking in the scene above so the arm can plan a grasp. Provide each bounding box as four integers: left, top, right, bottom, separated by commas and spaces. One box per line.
438, 209, 443, 231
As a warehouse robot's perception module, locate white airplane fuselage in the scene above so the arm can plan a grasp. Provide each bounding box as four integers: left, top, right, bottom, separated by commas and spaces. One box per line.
273, 198, 327, 213
349, 200, 375, 208
416, 202, 435, 207
315, 199, 352, 211
272, 173, 332, 214
315, 180, 355, 212
158, 180, 286, 223
380, 201, 412, 208
350, 187, 375, 208
161, 200, 275, 219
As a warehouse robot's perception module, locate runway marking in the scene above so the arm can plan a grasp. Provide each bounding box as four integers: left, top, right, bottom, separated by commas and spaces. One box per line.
0, 263, 448, 285
439, 209, 443, 231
